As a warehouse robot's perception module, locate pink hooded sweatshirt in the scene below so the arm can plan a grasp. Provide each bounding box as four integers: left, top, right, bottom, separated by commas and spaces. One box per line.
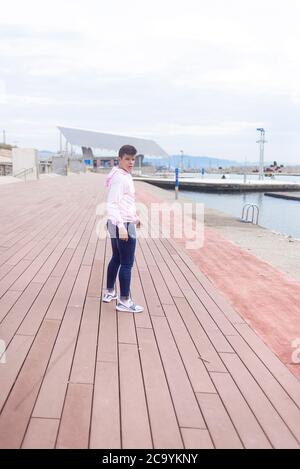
105, 166, 138, 229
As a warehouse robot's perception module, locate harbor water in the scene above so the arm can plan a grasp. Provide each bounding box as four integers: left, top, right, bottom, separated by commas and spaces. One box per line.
180, 174, 300, 239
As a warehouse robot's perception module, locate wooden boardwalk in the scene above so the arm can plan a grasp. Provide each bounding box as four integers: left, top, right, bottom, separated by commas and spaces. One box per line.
0, 173, 300, 449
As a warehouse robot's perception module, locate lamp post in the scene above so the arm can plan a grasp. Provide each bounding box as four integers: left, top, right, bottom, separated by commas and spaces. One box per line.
256, 128, 267, 181
59, 129, 63, 153
137, 154, 143, 176
180, 149, 184, 172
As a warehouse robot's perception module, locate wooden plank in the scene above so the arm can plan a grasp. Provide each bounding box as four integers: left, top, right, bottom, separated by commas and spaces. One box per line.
139, 240, 174, 306
148, 240, 221, 332
87, 260, 104, 297
0, 282, 43, 345
45, 273, 77, 321
82, 228, 98, 266
181, 428, 214, 449
0, 320, 60, 448
162, 304, 216, 394
148, 238, 184, 298
56, 383, 93, 449
146, 262, 174, 305
50, 248, 75, 278
32, 237, 77, 284
206, 329, 235, 354
70, 297, 100, 384
32, 306, 83, 419
147, 238, 236, 353
118, 312, 137, 345
140, 240, 174, 305
235, 323, 300, 408
119, 343, 152, 449
138, 271, 164, 317
0, 263, 15, 282
210, 372, 271, 448
196, 393, 243, 449
0, 260, 32, 296
167, 241, 245, 324
0, 210, 63, 264
173, 297, 226, 373
152, 316, 206, 429
134, 240, 148, 272
97, 304, 118, 363
22, 418, 60, 449
10, 214, 60, 245
17, 277, 61, 336
90, 361, 120, 449
0, 200, 61, 244
0, 334, 34, 411
137, 328, 183, 449
9, 239, 63, 292
9, 202, 86, 290
23, 239, 53, 262
6, 240, 40, 266
220, 352, 299, 448
135, 242, 164, 317
155, 238, 240, 339
160, 238, 177, 256
138, 238, 156, 267
85, 239, 105, 298
226, 334, 300, 442
0, 290, 22, 322
169, 249, 242, 333
94, 238, 106, 262
130, 274, 152, 329
67, 265, 92, 309
172, 255, 238, 336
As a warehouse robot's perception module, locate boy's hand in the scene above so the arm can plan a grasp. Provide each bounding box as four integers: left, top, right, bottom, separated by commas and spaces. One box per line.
119, 226, 128, 241
136, 219, 142, 229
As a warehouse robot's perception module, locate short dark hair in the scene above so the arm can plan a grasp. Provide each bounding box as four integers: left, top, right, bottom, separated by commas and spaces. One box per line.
118, 145, 137, 158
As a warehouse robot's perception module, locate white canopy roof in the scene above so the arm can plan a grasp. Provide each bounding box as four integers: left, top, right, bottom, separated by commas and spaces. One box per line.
58, 126, 169, 157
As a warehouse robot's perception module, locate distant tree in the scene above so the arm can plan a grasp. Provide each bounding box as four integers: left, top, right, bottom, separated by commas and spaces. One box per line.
0, 143, 15, 150
273, 160, 277, 167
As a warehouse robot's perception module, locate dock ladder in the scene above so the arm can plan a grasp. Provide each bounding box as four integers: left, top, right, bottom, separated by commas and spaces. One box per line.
241, 203, 259, 225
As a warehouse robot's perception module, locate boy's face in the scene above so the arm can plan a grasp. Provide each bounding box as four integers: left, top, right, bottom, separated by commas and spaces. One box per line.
119, 154, 136, 173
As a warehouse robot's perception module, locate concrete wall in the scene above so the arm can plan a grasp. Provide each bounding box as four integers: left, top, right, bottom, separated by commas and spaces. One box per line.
52, 155, 67, 175
12, 148, 39, 181
69, 159, 85, 173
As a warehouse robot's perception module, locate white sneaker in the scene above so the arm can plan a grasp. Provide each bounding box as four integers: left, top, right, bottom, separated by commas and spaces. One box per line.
102, 290, 118, 303
116, 299, 144, 313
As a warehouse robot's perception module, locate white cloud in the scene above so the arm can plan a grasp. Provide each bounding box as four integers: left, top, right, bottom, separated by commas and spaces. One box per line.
0, 79, 7, 103
146, 121, 262, 137
1, 0, 300, 162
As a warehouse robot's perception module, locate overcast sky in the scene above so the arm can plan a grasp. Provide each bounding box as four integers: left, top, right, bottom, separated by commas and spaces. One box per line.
1, 0, 300, 163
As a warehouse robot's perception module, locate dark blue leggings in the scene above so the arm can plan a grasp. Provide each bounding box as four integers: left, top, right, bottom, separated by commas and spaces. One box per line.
106, 220, 136, 298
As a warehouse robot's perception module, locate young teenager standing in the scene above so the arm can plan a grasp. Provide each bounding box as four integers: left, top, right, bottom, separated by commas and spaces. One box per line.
102, 145, 144, 313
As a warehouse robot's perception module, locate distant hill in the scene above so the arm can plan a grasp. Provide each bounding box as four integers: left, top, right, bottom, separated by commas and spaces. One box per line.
38, 150, 55, 160
144, 154, 239, 169
37, 150, 243, 169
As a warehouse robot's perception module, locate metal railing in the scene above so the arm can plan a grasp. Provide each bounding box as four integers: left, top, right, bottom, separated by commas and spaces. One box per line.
241, 203, 260, 225
13, 167, 34, 182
